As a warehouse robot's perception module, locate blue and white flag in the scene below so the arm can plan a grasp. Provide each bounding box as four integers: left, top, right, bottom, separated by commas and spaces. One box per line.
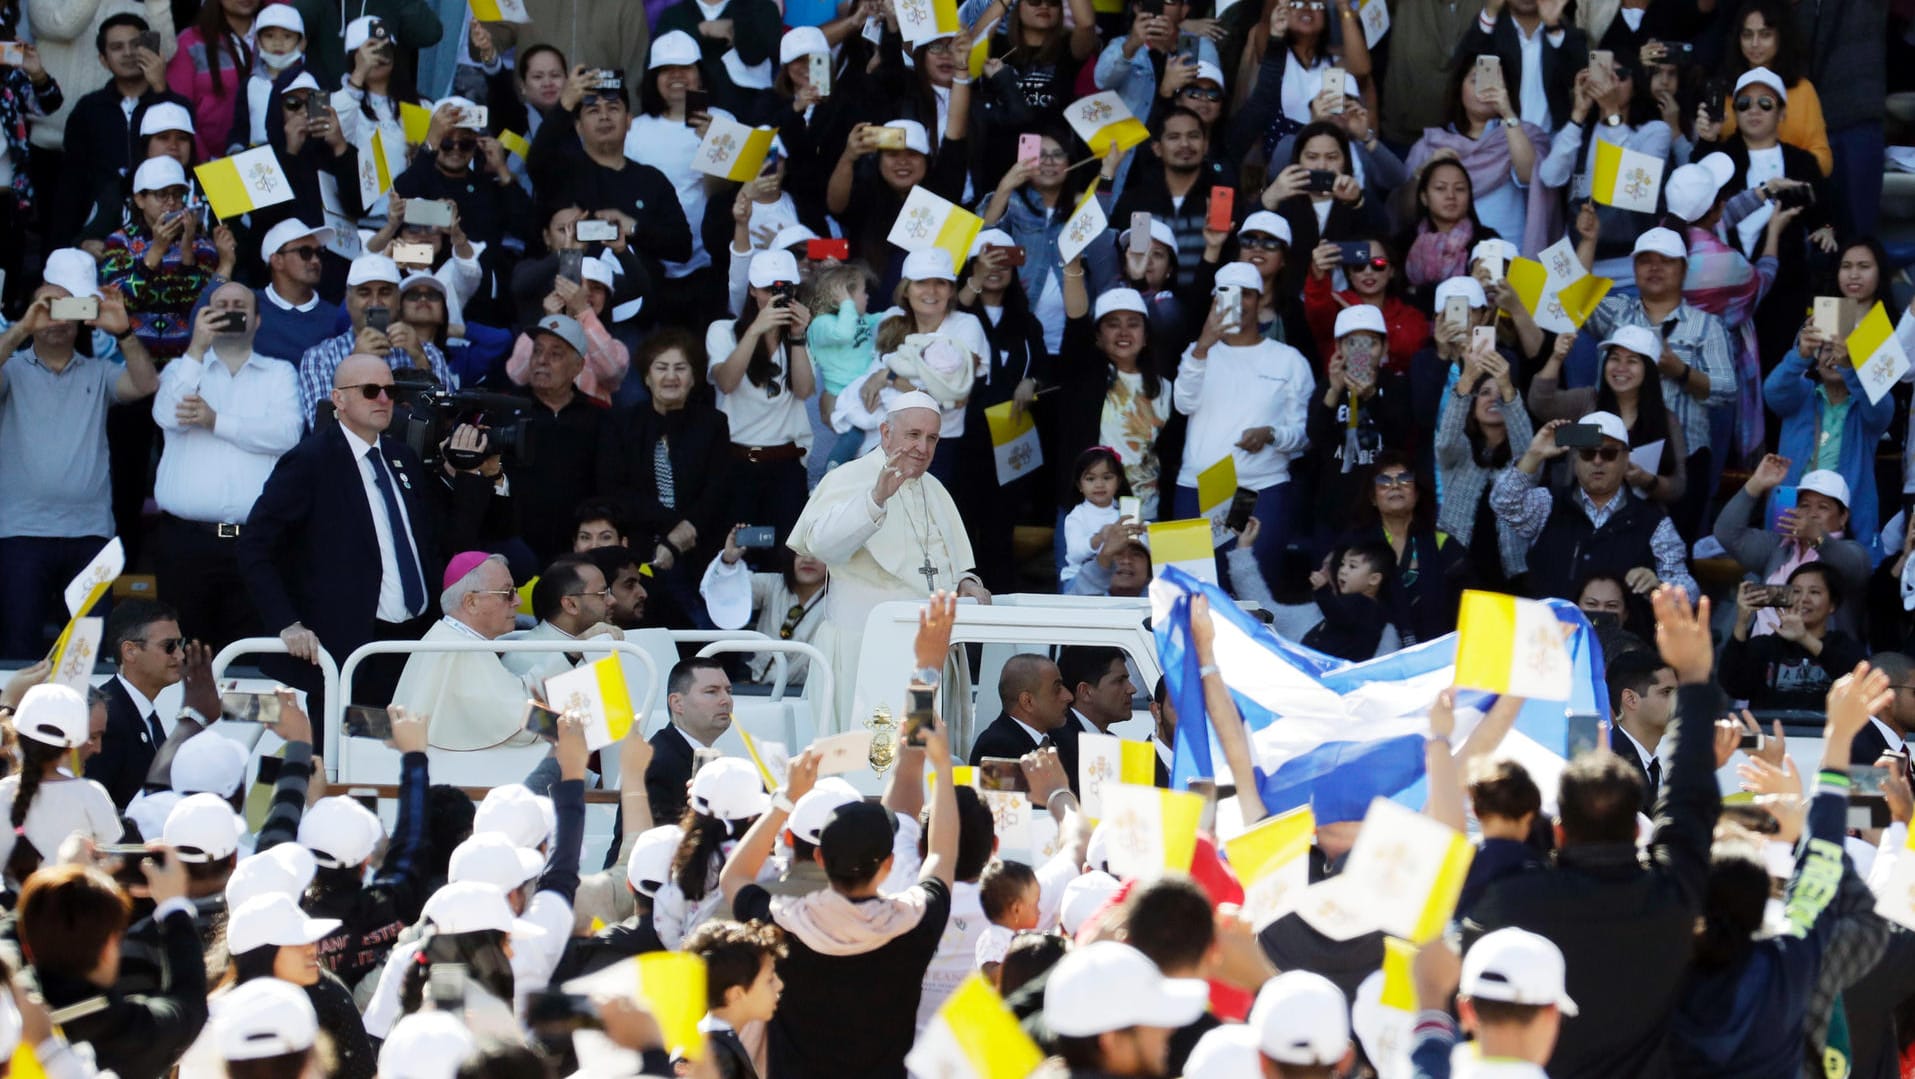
1149, 568, 1608, 823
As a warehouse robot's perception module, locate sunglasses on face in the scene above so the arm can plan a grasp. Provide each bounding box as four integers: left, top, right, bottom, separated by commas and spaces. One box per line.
1240, 234, 1287, 251
1578, 446, 1622, 462
142, 637, 184, 655
338, 382, 394, 400
443, 137, 477, 152
1734, 95, 1777, 113
1024, 0, 1063, 8
1374, 472, 1414, 488
1346, 256, 1390, 272
1180, 86, 1224, 101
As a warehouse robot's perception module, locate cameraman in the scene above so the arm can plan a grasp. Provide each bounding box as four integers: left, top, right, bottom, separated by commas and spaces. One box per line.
422, 420, 526, 572
19, 852, 207, 1079
295, 253, 454, 427
504, 315, 608, 564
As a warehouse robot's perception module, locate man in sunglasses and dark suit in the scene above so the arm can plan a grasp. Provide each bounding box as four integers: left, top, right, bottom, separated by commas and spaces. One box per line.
239, 352, 440, 729
1489, 402, 1700, 604
91, 599, 199, 809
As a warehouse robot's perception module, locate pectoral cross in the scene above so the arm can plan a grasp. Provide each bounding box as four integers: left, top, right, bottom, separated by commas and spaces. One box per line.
920, 557, 938, 591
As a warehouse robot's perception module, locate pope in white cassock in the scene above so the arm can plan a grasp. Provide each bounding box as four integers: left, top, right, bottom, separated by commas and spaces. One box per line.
789, 392, 991, 722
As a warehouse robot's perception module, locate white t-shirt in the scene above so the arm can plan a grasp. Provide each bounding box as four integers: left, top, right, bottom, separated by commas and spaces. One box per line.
625, 113, 713, 277
0, 772, 122, 861
1063, 501, 1122, 581
915, 880, 986, 1032
1174, 338, 1315, 489
706, 320, 815, 450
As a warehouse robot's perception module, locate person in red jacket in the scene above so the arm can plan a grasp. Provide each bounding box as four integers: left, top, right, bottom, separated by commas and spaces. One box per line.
1301, 235, 1431, 377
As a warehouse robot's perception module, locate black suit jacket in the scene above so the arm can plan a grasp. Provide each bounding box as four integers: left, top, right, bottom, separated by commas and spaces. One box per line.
1610, 725, 1657, 799
644, 725, 696, 827
968, 713, 1042, 766
236, 425, 439, 684
708, 1027, 760, 1079
1453, 13, 1590, 131
85, 678, 160, 810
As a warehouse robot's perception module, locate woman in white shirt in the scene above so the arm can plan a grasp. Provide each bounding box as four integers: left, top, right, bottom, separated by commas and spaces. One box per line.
861, 248, 988, 482
699, 524, 827, 686
626, 31, 722, 320
708, 248, 816, 542
331, 16, 416, 228
652, 759, 769, 949
0, 684, 120, 879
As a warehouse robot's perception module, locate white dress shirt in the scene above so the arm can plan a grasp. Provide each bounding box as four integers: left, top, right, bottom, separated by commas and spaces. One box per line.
152, 348, 302, 524
341, 426, 425, 624
1512, 18, 1565, 131
115, 674, 163, 746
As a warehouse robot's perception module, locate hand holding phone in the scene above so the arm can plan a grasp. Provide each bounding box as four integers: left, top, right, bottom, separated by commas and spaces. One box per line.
1204, 187, 1234, 232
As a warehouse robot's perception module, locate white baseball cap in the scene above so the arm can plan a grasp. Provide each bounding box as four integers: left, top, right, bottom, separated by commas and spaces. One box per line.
1470, 238, 1517, 266
882, 119, 931, 155
298, 795, 384, 868
474, 784, 554, 850
212, 978, 318, 1061
138, 101, 195, 137
1250, 970, 1351, 1065
1598, 324, 1663, 363
1043, 941, 1210, 1037
786, 777, 862, 846
379, 1011, 476, 1079
125, 791, 182, 844
172, 732, 250, 797
901, 247, 957, 283
780, 25, 829, 65
1433, 275, 1488, 310
226, 842, 318, 908
582, 253, 617, 289
260, 219, 334, 263
689, 757, 770, 822
1193, 60, 1225, 88
1664, 152, 1735, 223
1334, 304, 1386, 339
163, 793, 246, 863
1460, 927, 1579, 1015
346, 253, 401, 287
1094, 287, 1148, 321
1214, 261, 1263, 293
1734, 66, 1788, 103
449, 832, 544, 891
625, 824, 684, 896
1238, 210, 1291, 245
43, 247, 101, 300
281, 72, 322, 96
968, 228, 1013, 259
132, 156, 187, 193
1118, 217, 1177, 253
227, 892, 341, 954
773, 224, 820, 253
749, 248, 800, 289
1579, 410, 1630, 445
254, 4, 305, 36
1799, 469, 1851, 508
1059, 869, 1121, 935
1183, 1025, 1261, 1078
14, 683, 89, 749
399, 271, 446, 297
343, 15, 387, 54
1632, 227, 1687, 261
1085, 821, 1111, 873
649, 30, 700, 69
422, 880, 548, 938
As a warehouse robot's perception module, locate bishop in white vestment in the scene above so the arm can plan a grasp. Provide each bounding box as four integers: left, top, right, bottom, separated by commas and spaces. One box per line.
788, 393, 990, 723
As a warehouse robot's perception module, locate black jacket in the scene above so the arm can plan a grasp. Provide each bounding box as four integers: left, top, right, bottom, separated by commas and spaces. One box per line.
644, 724, 697, 828
1451, 12, 1591, 130
306, 751, 433, 988
524, 107, 694, 281
968, 713, 1044, 766
708, 1025, 760, 1079
599, 401, 734, 564
1523, 486, 1666, 602
1461, 682, 1722, 1079
33, 905, 208, 1079
86, 676, 162, 809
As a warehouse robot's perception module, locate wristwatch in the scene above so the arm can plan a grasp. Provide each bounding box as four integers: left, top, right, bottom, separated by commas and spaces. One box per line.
911, 666, 942, 688
771, 790, 796, 814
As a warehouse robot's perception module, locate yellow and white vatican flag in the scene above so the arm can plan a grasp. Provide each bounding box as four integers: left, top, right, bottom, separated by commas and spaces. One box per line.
1065, 91, 1149, 156
1224, 804, 1315, 929
1850, 300, 1910, 405
1101, 782, 1205, 877
1078, 732, 1159, 820
1591, 139, 1664, 213
888, 185, 984, 271
1147, 520, 1217, 585
543, 655, 637, 751
895, 0, 960, 46
1340, 798, 1475, 942
195, 147, 294, 220
693, 113, 776, 181
1507, 239, 1611, 335
1057, 185, 1108, 264
563, 953, 707, 1061
985, 399, 1042, 484
49, 617, 103, 692
1453, 590, 1574, 700
469, 0, 531, 20
905, 975, 1045, 1079
65, 537, 123, 618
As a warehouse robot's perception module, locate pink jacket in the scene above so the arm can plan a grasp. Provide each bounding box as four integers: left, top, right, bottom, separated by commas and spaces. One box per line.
165, 25, 245, 159
506, 308, 630, 403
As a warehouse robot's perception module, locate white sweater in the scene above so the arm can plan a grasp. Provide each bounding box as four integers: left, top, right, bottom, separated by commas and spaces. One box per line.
28, 0, 175, 151
1173, 337, 1314, 490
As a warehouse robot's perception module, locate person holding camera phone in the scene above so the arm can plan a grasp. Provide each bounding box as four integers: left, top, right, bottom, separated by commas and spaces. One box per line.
393, 96, 535, 257
150, 282, 299, 650
293, 252, 453, 425
1713, 456, 1872, 641
100, 156, 235, 362
1721, 561, 1864, 711
701, 522, 829, 685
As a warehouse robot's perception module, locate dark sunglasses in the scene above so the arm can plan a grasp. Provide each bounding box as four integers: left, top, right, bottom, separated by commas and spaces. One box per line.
280, 244, 324, 261
780, 603, 809, 639
1578, 446, 1623, 463
281, 96, 308, 110
141, 637, 184, 655
1240, 234, 1287, 251
1373, 472, 1414, 488
1346, 256, 1390, 272
1179, 86, 1223, 101
338, 382, 393, 400
1024, 0, 1063, 8
1734, 95, 1777, 113
443, 137, 477, 152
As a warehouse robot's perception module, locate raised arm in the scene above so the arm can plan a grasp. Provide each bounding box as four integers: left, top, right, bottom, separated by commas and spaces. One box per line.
1646, 586, 1725, 910
1189, 594, 1268, 824
914, 594, 961, 887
